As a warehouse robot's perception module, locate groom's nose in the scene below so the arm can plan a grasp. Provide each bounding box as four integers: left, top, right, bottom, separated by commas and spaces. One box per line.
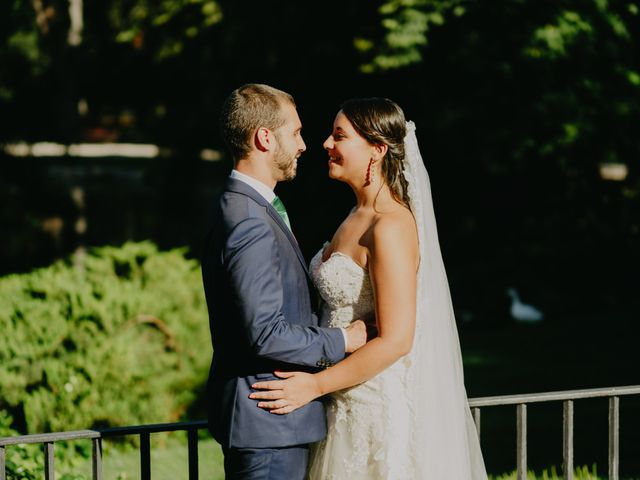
298, 135, 306, 153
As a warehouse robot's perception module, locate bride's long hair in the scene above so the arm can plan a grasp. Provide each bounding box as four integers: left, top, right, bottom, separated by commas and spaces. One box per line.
340, 98, 411, 209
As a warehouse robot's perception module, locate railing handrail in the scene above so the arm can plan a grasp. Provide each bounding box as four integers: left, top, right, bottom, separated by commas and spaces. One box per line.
0, 420, 208, 447
468, 384, 640, 408
0, 430, 101, 447
1, 385, 639, 480
100, 420, 209, 437
2, 385, 639, 446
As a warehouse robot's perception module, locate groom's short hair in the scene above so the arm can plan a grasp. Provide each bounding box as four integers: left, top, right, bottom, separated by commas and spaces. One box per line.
220, 83, 295, 162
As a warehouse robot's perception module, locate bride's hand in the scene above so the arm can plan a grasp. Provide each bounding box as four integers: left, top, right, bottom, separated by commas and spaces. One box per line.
250, 371, 321, 414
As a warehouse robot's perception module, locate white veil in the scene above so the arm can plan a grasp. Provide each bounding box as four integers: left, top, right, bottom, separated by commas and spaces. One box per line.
403, 121, 488, 479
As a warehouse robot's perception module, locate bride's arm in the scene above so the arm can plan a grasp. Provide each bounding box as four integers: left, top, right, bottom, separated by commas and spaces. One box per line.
251, 214, 418, 414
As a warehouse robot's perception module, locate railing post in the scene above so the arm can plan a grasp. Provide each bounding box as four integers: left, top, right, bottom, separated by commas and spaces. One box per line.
609, 396, 620, 480
563, 400, 574, 480
0, 445, 5, 480
516, 404, 527, 480
188, 428, 199, 480
44, 442, 55, 480
140, 432, 151, 480
472, 407, 481, 440
92, 437, 103, 480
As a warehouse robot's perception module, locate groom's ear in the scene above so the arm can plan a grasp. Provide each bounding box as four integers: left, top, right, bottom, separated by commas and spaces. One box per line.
255, 127, 274, 152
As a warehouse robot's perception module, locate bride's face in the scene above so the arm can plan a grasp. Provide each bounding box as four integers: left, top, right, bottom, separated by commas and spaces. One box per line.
323, 111, 375, 184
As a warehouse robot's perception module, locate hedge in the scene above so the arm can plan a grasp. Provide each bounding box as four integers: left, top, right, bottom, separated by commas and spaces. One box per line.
0, 241, 211, 436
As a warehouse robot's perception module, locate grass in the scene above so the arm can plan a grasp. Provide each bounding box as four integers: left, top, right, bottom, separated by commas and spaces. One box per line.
490, 465, 602, 479
70, 439, 613, 480
68, 435, 607, 480
71, 434, 224, 480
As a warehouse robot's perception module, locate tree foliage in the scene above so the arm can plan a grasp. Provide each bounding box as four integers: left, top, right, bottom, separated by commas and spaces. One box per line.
0, 0, 638, 311
110, 0, 223, 61
357, 0, 465, 72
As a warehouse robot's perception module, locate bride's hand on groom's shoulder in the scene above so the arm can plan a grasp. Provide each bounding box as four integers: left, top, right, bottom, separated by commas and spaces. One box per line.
250, 371, 321, 415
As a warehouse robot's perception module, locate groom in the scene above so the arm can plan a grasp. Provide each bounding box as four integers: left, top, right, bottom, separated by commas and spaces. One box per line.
201, 83, 367, 479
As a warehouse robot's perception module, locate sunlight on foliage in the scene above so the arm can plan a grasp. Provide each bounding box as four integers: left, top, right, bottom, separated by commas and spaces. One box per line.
490, 464, 600, 479
7, 31, 41, 64
0, 411, 90, 479
111, 0, 223, 60
524, 11, 593, 60
360, 0, 463, 72
0, 242, 210, 435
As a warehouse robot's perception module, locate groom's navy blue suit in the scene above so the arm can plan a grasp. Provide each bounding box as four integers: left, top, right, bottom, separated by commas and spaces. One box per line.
202, 177, 345, 478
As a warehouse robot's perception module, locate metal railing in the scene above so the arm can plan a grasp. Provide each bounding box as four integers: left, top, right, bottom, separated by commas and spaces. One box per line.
1, 385, 639, 480
0, 420, 208, 480
468, 385, 640, 480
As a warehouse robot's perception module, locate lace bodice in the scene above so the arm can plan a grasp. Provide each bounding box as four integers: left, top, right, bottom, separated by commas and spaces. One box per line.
309, 245, 375, 330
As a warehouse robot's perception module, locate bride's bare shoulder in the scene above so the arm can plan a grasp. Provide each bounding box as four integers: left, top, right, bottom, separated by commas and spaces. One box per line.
373, 205, 415, 232
369, 206, 418, 253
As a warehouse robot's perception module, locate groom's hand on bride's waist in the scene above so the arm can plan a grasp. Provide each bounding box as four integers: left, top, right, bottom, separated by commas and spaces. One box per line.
250, 370, 320, 415
345, 320, 367, 353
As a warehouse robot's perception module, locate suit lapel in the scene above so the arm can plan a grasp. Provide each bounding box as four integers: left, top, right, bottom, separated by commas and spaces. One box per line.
225, 178, 310, 277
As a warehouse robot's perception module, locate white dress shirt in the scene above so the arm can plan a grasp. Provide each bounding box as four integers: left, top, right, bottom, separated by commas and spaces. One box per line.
230, 169, 275, 203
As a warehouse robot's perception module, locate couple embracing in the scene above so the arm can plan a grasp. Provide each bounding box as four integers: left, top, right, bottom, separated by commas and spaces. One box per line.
201, 83, 487, 479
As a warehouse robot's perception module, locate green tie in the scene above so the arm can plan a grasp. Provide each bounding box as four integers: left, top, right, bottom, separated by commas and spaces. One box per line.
271, 196, 291, 230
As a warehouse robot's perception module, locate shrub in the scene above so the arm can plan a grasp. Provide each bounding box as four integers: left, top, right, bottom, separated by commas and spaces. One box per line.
0, 241, 210, 434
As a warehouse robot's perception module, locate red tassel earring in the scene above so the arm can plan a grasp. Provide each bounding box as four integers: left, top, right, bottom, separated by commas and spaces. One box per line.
366, 159, 375, 186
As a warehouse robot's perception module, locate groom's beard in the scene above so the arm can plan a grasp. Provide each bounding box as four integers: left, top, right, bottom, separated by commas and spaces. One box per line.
273, 136, 299, 181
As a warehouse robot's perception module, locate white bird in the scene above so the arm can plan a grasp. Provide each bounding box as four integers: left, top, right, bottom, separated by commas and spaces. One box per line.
506, 288, 544, 323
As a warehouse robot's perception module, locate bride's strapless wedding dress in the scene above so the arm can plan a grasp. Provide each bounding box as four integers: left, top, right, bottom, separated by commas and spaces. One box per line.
303, 123, 487, 479
308, 245, 415, 479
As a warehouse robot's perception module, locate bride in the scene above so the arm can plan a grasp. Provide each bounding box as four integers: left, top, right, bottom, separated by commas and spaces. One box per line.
250, 98, 487, 479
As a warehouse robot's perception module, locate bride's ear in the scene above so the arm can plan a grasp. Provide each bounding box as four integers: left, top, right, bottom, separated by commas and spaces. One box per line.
255, 127, 273, 152
372, 143, 388, 161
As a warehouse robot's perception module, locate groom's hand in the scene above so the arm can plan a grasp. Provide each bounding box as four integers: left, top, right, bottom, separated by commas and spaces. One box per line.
251, 371, 321, 414
345, 319, 367, 353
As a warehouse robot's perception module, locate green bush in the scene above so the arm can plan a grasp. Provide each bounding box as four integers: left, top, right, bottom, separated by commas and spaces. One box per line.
0, 241, 210, 434
0, 409, 89, 479
490, 464, 600, 479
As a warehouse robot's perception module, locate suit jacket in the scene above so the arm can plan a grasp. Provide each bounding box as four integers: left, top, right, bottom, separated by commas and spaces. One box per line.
202, 177, 345, 449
